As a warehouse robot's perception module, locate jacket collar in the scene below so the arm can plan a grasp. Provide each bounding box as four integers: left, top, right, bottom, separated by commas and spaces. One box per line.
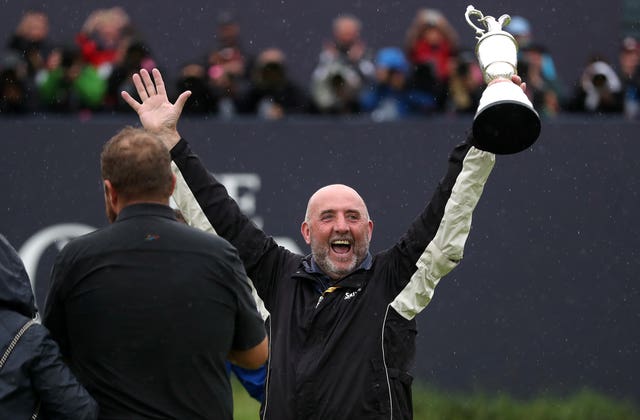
298, 252, 373, 289
115, 203, 177, 222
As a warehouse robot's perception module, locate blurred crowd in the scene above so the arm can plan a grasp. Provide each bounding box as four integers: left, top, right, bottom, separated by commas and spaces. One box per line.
1, 7, 639, 120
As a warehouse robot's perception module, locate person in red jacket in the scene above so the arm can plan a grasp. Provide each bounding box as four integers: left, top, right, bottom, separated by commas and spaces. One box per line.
75, 7, 132, 72
404, 8, 459, 109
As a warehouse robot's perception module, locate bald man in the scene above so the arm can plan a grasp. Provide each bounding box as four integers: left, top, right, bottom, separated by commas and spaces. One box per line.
301, 184, 373, 281
122, 69, 522, 420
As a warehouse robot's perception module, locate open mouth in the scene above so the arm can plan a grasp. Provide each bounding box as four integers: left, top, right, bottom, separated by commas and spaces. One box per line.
331, 239, 352, 254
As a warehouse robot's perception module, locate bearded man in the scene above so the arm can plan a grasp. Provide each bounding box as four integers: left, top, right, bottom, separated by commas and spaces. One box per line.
121, 68, 526, 420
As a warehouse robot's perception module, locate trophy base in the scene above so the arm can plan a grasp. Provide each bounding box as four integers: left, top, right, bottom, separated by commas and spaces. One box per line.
471, 80, 541, 155
472, 100, 541, 154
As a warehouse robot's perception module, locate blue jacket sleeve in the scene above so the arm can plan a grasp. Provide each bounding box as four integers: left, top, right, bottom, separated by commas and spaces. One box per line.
229, 362, 267, 403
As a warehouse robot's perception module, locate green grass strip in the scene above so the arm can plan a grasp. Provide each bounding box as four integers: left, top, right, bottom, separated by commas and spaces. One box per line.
231, 379, 640, 420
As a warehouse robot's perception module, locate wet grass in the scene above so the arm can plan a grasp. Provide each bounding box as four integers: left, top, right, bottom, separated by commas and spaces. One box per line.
412, 384, 640, 420
232, 379, 640, 420
232, 377, 261, 418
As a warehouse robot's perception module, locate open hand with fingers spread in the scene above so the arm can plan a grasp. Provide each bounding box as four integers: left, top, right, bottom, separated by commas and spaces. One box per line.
121, 68, 191, 149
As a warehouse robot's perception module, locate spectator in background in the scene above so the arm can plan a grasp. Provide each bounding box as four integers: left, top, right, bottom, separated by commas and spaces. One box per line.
105, 41, 157, 112
76, 7, 134, 78
74, 6, 154, 113
618, 36, 640, 119
446, 49, 484, 114
360, 47, 436, 121
405, 8, 458, 111
567, 57, 624, 114
1, 10, 53, 113
309, 57, 363, 115
518, 44, 562, 117
36, 46, 107, 113
239, 47, 309, 119
6, 10, 52, 77
309, 14, 375, 114
177, 11, 253, 117
505, 15, 567, 102
0, 55, 29, 114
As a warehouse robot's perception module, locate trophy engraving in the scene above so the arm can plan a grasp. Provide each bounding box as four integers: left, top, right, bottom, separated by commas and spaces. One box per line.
464, 5, 541, 155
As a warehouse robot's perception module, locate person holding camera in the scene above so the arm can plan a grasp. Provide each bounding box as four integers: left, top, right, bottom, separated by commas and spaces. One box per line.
309, 14, 375, 114
568, 56, 624, 114
238, 47, 309, 119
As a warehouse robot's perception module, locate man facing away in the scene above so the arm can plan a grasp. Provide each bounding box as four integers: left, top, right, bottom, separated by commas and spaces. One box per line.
43, 127, 268, 419
122, 68, 526, 420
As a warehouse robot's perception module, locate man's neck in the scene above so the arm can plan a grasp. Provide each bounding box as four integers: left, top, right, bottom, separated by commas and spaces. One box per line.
114, 198, 170, 216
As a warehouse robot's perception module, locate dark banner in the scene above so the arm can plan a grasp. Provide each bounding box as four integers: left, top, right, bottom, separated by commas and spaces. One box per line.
1, 116, 638, 402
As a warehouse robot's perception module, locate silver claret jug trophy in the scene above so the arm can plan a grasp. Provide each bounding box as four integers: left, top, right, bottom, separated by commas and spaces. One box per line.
464, 5, 541, 154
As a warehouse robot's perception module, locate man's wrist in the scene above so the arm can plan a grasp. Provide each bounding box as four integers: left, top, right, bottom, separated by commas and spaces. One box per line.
152, 130, 181, 150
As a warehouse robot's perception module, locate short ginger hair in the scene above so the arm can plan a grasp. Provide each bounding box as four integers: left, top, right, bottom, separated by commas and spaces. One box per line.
100, 127, 173, 201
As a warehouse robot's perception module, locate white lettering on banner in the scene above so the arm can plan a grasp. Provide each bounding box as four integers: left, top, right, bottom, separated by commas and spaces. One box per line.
18, 174, 303, 296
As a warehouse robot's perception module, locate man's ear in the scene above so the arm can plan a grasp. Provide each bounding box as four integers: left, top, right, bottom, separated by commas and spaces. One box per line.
300, 221, 311, 245
170, 173, 177, 195
104, 179, 117, 206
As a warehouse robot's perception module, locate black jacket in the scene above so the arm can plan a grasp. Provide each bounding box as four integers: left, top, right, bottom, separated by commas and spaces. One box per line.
0, 234, 98, 419
170, 136, 495, 419
43, 204, 266, 420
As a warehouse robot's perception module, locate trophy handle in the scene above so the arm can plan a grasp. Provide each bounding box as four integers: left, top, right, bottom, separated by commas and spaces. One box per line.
465, 5, 486, 38
497, 14, 511, 29
466, 5, 512, 38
